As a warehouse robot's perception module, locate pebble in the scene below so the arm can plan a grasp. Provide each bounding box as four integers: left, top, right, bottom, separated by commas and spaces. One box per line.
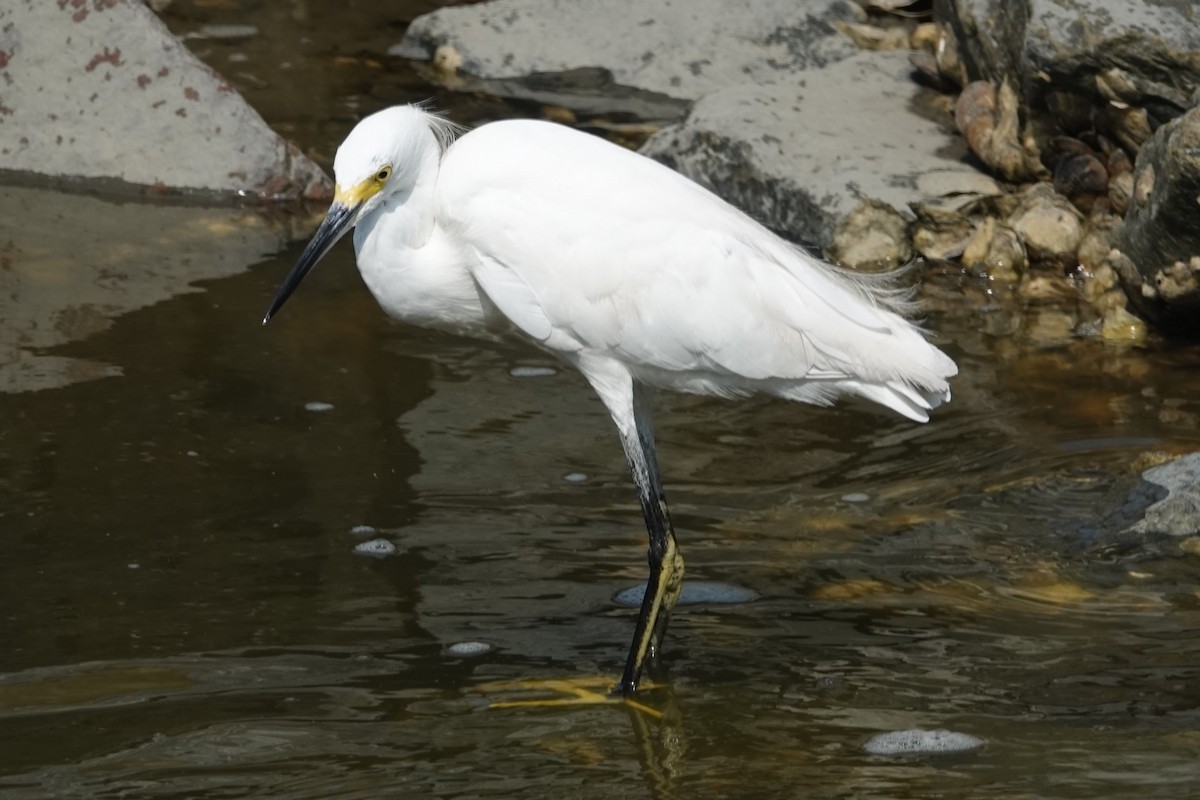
863, 728, 983, 755
446, 640, 493, 657
353, 538, 397, 558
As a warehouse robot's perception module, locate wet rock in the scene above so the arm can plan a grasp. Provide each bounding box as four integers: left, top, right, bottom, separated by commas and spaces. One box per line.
642, 51, 987, 249
1076, 213, 1120, 273
954, 79, 1043, 182
961, 216, 1025, 287
0, 0, 328, 198
396, 0, 862, 104
1131, 453, 1200, 537
1112, 106, 1200, 334
1006, 183, 1083, 266
1100, 306, 1147, 345
829, 200, 913, 269
910, 201, 975, 262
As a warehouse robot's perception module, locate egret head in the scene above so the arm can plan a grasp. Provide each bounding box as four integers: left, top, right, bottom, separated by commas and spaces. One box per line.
262, 106, 459, 324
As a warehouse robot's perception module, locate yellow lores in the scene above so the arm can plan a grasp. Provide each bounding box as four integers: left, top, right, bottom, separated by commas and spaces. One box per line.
334, 164, 392, 209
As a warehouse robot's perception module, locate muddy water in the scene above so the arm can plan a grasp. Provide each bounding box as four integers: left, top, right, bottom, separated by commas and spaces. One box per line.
3, 3, 1200, 798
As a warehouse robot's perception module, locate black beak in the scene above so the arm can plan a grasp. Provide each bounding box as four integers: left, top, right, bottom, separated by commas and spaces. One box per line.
262, 201, 358, 325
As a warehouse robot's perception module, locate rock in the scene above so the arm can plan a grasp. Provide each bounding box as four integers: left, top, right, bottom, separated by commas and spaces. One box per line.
395, 0, 862, 103
834, 21, 911, 51
1131, 453, 1200, 537
829, 199, 913, 269
0, 0, 329, 199
911, 201, 976, 262
1112, 106, 1200, 333
1100, 306, 1147, 344
1006, 182, 1083, 266
954, 79, 1043, 182
961, 216, 1025, 286
641, 51, 989, 249
1076, 213, 1120, 272
932, 0, 1024, 87
936, 0, 1200, 147
1042, 136, 1109, 212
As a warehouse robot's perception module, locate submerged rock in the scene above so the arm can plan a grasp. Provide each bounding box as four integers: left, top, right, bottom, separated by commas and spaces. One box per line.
864, 728, 983, 755
1130, 453, 1200, 538
0, 0, 328, 199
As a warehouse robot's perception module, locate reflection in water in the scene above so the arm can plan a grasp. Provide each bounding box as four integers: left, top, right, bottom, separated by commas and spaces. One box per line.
0, 185, 310, 393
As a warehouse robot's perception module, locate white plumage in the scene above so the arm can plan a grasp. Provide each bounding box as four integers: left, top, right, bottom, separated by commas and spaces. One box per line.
264, 104, 958, 693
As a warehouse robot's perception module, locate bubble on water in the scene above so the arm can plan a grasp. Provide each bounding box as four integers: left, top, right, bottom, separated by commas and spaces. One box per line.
863, 729, 983, 755
446, 640, 493, 657
186, 451, 199, 458
305, 401, 334, 413
353, 538, 396, 558
563, 472, 588, 483
841, 492, 871, 503
509, 365, 557, 378
127, 563, 140, 570
614, 580, 759, 608
350, 525, 377, 537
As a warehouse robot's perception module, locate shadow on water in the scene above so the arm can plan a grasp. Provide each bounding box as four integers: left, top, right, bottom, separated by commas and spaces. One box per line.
3, 1, 1200, 798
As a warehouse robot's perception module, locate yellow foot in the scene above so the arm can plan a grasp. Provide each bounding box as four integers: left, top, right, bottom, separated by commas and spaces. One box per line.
477, 676, 663, 719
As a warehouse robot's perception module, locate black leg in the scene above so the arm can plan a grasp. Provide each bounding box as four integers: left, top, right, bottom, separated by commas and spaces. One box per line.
615, 381, 685, 694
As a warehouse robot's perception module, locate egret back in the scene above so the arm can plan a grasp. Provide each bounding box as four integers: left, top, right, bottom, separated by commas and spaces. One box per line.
432, 116, 956, 421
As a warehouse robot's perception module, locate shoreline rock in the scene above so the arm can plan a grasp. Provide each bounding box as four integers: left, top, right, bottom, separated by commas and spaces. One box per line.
0, 0, 329, 200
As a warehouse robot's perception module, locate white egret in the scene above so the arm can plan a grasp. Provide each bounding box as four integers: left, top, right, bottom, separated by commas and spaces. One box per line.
263, 105, 957, 694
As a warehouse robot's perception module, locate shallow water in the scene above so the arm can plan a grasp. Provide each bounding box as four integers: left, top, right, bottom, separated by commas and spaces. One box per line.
3, 3, 1200, 798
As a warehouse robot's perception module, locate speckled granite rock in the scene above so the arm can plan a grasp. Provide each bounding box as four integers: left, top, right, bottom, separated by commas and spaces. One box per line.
0, 0, 329, 199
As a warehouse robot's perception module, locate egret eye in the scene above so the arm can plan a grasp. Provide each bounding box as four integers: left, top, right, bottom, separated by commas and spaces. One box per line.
375, 166, 392, 183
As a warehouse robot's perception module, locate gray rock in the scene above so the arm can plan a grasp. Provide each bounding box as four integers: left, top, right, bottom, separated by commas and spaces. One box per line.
0, 0, 329, 198
935, 0, 1200, 147
640, 51, 1000, 253
1131, 453, 1200, 538
932, 0, 1025, 87
395, 0, 862, 103
1023, 1, 1200, 135
1110, 106, 1200, 333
